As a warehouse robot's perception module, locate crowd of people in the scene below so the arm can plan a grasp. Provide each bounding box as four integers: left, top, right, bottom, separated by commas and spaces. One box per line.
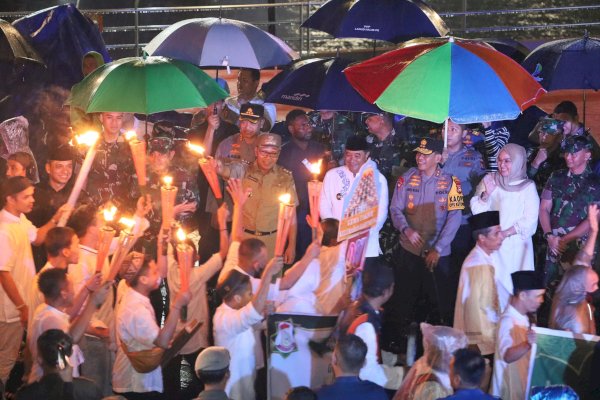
0, 48, 598, 400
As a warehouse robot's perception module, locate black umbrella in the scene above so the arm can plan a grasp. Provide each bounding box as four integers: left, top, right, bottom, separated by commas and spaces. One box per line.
0, 19, 43, 64
478, 38, 530, 64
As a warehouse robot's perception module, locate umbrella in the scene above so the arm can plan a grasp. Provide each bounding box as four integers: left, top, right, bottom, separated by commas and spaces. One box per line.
264, 57, 380, 113
0, 18, 43, 64
478, 38, 530, 64
522, 34, 600, 126
69, 56, 229, 115
344, 37, 545, 125
301, 0, 448, 43
144, 17, 297, 70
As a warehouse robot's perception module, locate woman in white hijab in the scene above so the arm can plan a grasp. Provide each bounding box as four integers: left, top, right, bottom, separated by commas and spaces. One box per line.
471, 143, 540, 311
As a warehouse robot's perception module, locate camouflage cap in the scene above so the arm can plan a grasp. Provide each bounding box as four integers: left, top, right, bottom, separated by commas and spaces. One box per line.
239, 103, 264, 123
561, 135, 592, 154
539, 117, 565, 135
257, 133, 282, 150
148, 136, 174, 154
413, 137, 444, 155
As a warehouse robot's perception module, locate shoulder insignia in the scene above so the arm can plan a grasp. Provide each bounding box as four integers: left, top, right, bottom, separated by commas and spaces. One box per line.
397, 176, 404, 190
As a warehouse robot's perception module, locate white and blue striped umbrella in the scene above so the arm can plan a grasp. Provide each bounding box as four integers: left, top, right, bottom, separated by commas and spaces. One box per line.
144, 17, 297, 69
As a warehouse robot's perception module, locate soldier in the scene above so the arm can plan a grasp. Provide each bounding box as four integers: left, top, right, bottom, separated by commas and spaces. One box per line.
527, 117, 566, 191
145, 133, 199, 238
242, 133, 298, 263
540, 135, 600, 286
385, 138, 464, 351
308, 110, 355, 169
85, 112, 136, 209
277, 109, 326, 259
441, 120, 485, 285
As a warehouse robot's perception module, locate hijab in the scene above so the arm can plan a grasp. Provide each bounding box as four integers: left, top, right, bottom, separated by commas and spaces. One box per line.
494, 143, 533, 192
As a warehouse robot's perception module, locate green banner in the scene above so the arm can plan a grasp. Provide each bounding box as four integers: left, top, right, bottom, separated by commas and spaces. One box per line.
528, 327, 600, 399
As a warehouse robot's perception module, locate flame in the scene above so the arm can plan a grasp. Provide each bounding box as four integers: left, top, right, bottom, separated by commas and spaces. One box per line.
279, 193, 291, 205
309, 159, 322, 175
163, 176, 173, 188
74, 130, 99, 147
125, 130, 137, 141
102, 206, 117, 222
176, 227, 187, 242
188, 143, 205, 156
119, 217, 135, 231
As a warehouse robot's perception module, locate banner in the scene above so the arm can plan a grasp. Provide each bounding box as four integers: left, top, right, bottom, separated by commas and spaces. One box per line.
527, 326, 600, 399
267, 313, 338, 400
338, 159, 382, 242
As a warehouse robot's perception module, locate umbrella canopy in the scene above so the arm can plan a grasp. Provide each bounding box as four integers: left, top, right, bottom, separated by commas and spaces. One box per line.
69, 56, 229, 114
522, 35, 600, 91
0, 18, 43, 64
344, 37, 545, 124
264, 57, 380, 113
301, 0, 448, 43
478, 38, 530, 64
144, 17, 297, 69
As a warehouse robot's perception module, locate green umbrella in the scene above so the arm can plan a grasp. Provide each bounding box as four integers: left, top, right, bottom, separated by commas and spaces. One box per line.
69, 56, 228, 114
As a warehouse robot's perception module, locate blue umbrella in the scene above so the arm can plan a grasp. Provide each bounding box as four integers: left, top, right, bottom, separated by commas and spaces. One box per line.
301, 0, 448, 43
522, 34, 600, 91
144, 17, 297, 69
264, 57, 381, 113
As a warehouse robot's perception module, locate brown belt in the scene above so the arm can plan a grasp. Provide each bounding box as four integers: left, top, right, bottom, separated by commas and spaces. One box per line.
244, 228, 277, 236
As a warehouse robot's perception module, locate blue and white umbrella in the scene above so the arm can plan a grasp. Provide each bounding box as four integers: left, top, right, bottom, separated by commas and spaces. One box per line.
144, 17, 297, 69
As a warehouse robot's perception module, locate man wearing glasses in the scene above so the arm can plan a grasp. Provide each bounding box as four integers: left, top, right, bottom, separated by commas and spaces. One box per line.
241, 133, 298, 263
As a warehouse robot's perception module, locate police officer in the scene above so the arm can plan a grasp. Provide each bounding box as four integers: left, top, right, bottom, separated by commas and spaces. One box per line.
242, 133, 298, 263
441, 120, 485, 282
385, 138, 464, 350
540, 135, 600, 285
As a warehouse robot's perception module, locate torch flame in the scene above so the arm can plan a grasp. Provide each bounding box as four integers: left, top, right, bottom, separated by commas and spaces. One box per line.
163, 176, 173, 188
102, 206, 117, 222
75, 130, 99, 147
188, 143, 205, 156
279, 193, 291, 205
309, 159, 322, 175
125, 130, 137, 141
176, 227, 187, 242
119, 217, 135, 231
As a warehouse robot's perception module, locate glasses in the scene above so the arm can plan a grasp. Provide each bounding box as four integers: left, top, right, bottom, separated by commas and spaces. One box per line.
258, 150, 279, 159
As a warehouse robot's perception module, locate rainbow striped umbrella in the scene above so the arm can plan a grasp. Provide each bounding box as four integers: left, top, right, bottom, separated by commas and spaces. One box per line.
344, 37, 545, 124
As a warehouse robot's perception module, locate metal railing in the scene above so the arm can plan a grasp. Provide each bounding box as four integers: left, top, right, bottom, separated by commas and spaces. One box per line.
1, 2, 600, 58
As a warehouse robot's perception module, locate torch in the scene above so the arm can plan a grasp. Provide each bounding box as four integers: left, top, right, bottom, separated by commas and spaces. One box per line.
96, 205, 117, 274
125, 131, 147, 194
161, 176, 178, 256
176, 227, 193, 322
188, 143, 223, 205
274, 193, 294, 259
58, 130, 99, 226
307, 160, 323, 241
106, 217, 138, 283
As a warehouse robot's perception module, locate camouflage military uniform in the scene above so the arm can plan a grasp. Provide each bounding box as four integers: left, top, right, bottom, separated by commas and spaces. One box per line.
542, 166, 600, 283
145, 165, 199, 236
242, 163, 298, 258
86, 137, 137, 209
308, 111, 355, 167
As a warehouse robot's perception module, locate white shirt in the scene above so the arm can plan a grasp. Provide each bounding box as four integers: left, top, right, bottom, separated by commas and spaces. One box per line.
0, 209, 37, 323
277, 258, 320, 314
29, 262, 58, 326
320, 164, 388, 257
492, 304, 531, 399
28, 303, 84, 383
167, 248, 223, 354
314, 242, 347, 315
471, 180, 539, 305
214, 300, 263, 400
113, 286, 162, 394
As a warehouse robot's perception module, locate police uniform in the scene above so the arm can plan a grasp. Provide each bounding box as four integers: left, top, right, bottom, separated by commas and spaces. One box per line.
385, 138, 463, 347
242, 133, 299, 258
541, 136, 600, 284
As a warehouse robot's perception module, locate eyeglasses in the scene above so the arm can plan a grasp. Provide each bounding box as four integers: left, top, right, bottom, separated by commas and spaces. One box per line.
258, 150, 279, 159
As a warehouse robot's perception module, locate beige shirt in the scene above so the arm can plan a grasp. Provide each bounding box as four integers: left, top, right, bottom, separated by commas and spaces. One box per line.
0, 209, 37, 323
